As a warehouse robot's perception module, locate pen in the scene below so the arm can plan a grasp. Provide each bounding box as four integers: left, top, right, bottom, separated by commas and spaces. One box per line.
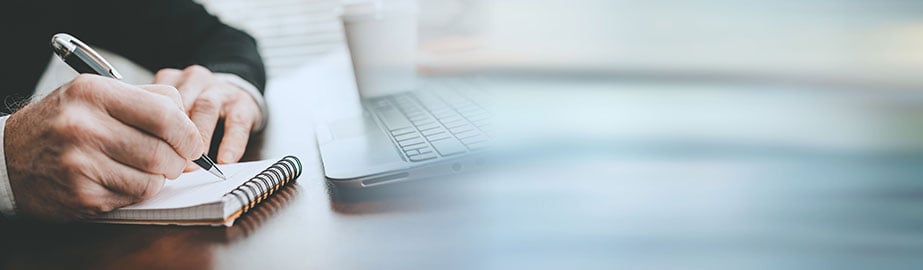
50, 33, 227, 180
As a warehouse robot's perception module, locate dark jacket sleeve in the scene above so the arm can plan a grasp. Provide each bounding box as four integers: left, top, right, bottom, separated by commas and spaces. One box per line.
63, 0, 266, 92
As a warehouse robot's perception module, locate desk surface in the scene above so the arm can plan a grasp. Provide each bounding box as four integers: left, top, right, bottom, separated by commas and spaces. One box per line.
2, 47, 923, 270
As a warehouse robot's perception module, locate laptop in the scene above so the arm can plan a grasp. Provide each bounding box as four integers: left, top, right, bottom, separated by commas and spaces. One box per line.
316, 78, 492, 189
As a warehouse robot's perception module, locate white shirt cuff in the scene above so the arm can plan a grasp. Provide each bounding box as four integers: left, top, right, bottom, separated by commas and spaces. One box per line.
214, 73, 268, 132
0, 115, 17, 217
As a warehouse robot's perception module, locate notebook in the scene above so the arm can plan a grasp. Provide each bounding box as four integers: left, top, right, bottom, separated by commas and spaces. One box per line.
93, 156, 302, 227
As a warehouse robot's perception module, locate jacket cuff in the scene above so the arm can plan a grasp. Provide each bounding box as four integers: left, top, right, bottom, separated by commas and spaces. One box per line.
0, 115, 17, 217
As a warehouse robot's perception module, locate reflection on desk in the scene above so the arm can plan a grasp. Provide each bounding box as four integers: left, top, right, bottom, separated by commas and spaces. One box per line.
0, 184, 301, 269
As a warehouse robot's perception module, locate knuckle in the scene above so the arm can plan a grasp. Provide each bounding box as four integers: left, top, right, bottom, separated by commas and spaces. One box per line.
163, 87, 182, 100
155, 68, 180, 79
70, 74, 100, 86
142, 151, 166, 172
155, 84, 179, 93
59, 150, 88, 179
226, 113, 251, 127
150, 102, 182, 133
165, 158, 186, 179
140, 177, 165, 200
97, 204, 115, 213
65, 75, 104, 99
73, 190, 102, 211
192, 95, 220, 112
89, 198, 116, 213
155, 94, 179, 109
52, 114, 87, 138
156, 95, 177, 108
165, 169, 182, 180
175, 127, 202, 159
184, 65, 210, 75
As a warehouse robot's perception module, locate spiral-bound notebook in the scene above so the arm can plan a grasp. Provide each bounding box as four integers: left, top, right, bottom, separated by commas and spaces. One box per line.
93, 156, 302, 227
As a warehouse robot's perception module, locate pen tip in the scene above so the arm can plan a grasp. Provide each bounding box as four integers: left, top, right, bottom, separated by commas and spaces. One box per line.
207, 166, 227, 180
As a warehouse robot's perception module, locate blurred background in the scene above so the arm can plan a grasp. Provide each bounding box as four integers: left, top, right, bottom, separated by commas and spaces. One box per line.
31, 0, 923, 269
38, 0, 923, 87
196, 0, 923, 86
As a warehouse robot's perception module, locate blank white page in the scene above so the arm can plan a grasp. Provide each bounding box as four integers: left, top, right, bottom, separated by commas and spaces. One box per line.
120, 159, 277, 210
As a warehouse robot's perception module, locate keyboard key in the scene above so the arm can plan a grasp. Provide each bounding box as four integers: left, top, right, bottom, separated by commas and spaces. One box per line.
460, 134, 488, 144
412, 119, 436, 127
408, 152, 437, 162
402, 143, 430, 151
438, 115, 463, 123
421, 128, 445, 136
448, 125, 474, 134
466, 141, 489, 150
416, 123, 441, 131
374, 100, 390, 107
426, 132, 452, 141
398, 137, 424, 147
444, 120, 468, 129
404, 148, 432, 156
409, 115, 430, 123
430, 138, 467, 156
394, 133, 419, 141
454, 129, 479, 139
432, 109, 456, 118
390, 127, 415, 136
377, 108, 412, 131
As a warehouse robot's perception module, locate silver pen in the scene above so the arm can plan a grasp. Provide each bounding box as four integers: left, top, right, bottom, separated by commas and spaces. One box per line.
50, 33, 227, 180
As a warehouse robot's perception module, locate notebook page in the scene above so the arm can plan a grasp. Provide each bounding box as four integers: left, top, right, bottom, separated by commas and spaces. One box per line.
120, 159, 277, 210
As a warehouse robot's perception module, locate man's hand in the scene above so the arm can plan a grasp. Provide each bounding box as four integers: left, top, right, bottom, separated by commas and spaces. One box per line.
4, 75, 203, 220
153, 65, 261, 166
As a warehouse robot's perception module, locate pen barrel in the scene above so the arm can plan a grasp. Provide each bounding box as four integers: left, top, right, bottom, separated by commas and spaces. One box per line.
67, 49, 117, 78
192, 157, 214, 170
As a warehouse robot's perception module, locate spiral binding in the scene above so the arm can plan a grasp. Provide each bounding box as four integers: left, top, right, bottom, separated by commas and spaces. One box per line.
224, 156, 302, 214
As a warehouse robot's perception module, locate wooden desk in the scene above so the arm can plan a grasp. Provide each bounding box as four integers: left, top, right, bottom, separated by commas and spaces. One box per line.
2, 47, 923, 270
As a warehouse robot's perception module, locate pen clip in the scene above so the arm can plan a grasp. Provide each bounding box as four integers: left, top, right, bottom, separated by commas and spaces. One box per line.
51, 33, 123, 79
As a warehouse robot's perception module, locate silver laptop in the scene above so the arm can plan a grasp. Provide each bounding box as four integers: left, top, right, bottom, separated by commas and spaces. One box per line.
317, 78, 491, 189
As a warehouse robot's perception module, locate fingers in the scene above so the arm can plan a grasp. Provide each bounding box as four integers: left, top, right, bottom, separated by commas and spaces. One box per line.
68, 181, 135, 219
217, 109, 254, 163
189, 87, 226, 154
178, 66, 212, 111
89, 152, 166, 203
138, 84, 184, 111
99, 116, 187, 179
59, 150, 165, 215
151, 67, 263, 164
153, 68, 183, 85
184, 160, 199, 172
155, 66, 212, 112
93, 81, 203, 160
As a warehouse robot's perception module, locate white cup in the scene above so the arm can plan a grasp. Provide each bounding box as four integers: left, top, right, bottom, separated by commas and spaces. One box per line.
342, 0, 419, 98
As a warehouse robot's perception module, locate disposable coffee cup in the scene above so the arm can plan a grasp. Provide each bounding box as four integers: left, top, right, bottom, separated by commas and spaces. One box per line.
342, 0, 419, 98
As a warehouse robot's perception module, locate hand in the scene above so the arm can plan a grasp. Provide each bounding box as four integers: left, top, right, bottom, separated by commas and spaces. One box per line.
4, 75, 203, 220
153, 65, 261, 166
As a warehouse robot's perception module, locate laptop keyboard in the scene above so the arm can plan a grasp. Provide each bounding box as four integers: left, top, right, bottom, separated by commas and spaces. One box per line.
366, 83, 490, 162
